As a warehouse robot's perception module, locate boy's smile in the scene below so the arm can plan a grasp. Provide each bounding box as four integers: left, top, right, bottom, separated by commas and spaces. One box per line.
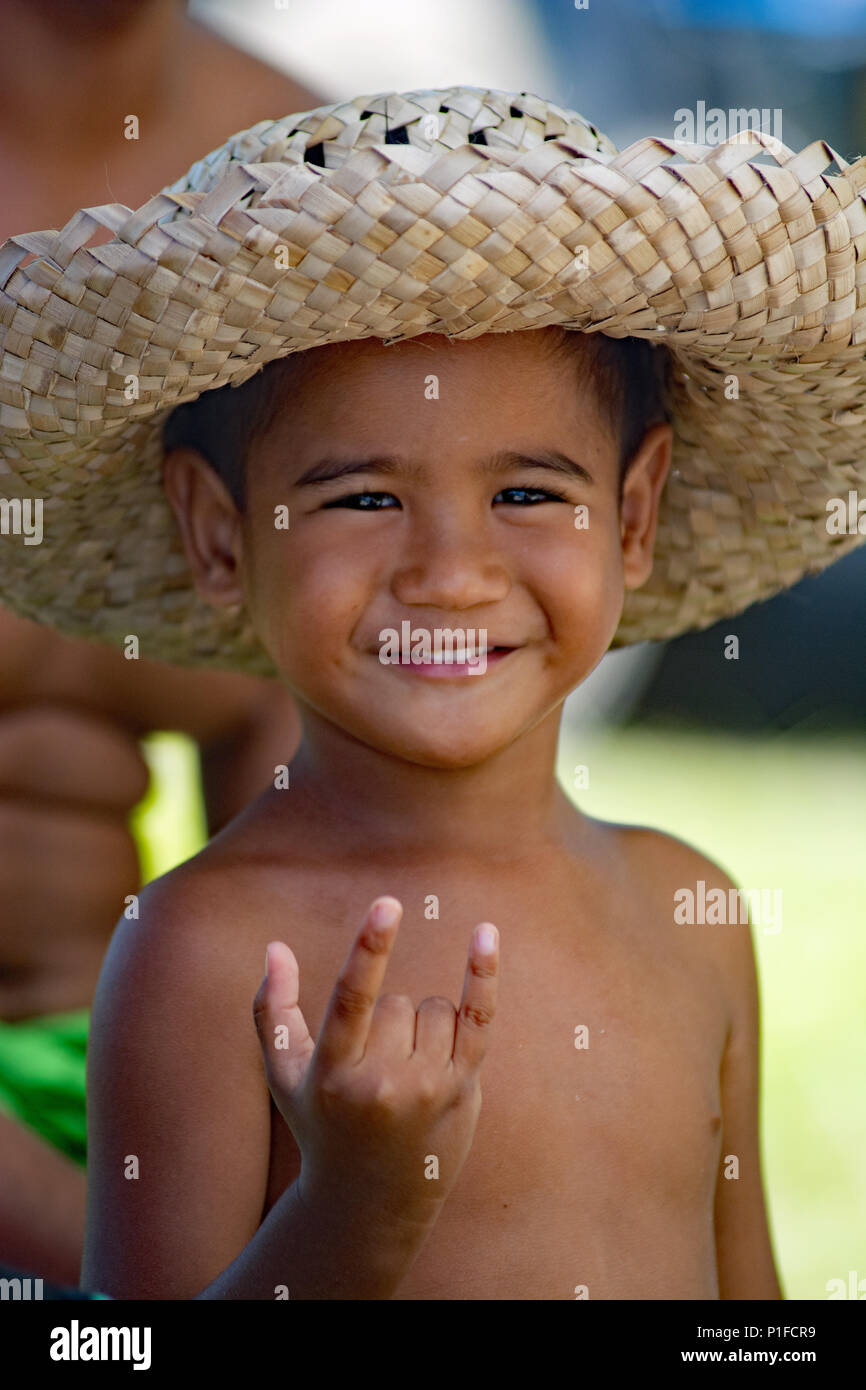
165, 327, 671, 770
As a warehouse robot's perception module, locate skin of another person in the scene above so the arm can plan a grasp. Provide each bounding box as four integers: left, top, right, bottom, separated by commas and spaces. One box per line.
0, 0, 324, 1283
82, 329, 784, 1300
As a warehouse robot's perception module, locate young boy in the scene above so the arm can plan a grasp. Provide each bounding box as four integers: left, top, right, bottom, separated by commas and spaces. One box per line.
78, 323, 780, 1300
5, 85, 860, 1300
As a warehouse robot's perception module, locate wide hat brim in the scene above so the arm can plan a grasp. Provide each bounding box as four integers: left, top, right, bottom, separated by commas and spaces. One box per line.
1, 85, 865, 675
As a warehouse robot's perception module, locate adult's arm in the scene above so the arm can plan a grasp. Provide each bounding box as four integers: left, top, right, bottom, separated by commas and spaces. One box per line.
0, 1111, 85, 1287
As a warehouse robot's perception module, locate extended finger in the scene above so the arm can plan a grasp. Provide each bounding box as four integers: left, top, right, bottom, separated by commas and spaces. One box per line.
253, 941, 316, 1097
316, 897, 402, 1066
453, 923, 499, 1071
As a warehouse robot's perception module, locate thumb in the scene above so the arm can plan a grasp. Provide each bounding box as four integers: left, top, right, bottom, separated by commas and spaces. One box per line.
253, 941, 316, 1106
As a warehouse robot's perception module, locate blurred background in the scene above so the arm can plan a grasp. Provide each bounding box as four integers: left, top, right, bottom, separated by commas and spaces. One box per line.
1, 0, 863, 1300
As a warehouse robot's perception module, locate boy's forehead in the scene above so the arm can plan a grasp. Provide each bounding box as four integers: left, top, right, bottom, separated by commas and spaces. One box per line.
264, 331, 602, 441
249, 326, 618, 484
290, 325, 591, 385
247, 326, 617, 472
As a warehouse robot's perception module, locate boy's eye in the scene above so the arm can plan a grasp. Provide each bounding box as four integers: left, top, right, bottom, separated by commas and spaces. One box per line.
494, 486, 568, 505
319, 485, 569, 510
321, 491, 400, 510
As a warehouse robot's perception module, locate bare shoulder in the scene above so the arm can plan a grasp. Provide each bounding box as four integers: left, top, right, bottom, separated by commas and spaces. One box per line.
119, 795, 310, 990
94, 848, 262, 1050
122, 818, 281, 970
613, 820, 739, 893
610, 820, 760, 1014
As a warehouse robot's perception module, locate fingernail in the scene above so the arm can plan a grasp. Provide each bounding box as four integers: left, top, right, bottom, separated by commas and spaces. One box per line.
476, 923, 497, 954
264, 945, 270, 977
371, 898, 400, 928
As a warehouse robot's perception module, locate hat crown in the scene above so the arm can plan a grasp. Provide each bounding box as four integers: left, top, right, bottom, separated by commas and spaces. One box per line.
164, 87, 618, 206
2, 83, 865, 671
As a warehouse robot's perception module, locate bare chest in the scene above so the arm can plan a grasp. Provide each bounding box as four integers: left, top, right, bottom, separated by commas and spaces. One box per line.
262, 865, 728, 1299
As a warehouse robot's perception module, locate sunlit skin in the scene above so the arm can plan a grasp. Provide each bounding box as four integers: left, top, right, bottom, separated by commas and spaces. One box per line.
165, 330, 668, 784
81, 327, 782, 1301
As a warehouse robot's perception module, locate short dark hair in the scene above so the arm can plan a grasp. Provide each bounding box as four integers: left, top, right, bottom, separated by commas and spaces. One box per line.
548, 327, 673, 489
162, 328, 672, 510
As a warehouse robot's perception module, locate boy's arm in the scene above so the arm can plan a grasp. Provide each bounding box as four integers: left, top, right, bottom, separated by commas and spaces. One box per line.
713, 902, 783, 1300
81, 869, 279, 1298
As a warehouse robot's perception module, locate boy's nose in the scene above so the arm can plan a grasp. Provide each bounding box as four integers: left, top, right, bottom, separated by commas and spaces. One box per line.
390, 528, 511, 610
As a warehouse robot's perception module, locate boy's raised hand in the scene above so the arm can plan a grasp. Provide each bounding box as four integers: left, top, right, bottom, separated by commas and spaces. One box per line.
252, 897, 498, 1237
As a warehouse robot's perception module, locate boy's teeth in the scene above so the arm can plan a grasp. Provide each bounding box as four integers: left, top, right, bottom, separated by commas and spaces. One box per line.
411, 652, 470, 664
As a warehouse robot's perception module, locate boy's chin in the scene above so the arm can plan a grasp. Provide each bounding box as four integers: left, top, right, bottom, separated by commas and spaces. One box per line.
359, 722, 527, 770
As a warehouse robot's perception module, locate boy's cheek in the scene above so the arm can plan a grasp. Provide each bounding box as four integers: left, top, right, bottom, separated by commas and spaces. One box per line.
541, 526, 624, 612
247, 568, 367, 669
548, 560, 626, 670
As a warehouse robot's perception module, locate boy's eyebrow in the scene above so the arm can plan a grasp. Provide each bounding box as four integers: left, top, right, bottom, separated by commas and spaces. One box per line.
295, 449, 594, 486
484, 449, 595, 485
296, 455, 418, 486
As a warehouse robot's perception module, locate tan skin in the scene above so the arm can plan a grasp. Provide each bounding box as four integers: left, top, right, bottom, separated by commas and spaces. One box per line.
82, 329, 783, 1299
0, 0, 324, 1282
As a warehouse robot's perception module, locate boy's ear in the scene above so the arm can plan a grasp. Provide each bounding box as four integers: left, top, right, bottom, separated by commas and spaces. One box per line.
162, 447, 245, 609
619, 422, 673, 591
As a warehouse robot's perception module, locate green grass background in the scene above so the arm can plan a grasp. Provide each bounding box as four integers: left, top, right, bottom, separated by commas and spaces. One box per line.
133, 726, 865, 1301
557, 724, 866, 1301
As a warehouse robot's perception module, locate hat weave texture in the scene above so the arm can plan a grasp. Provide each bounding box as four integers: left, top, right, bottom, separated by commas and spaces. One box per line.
1, 86, 865, 672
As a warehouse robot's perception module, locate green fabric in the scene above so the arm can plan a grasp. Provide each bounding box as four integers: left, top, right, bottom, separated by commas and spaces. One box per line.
0, 1009, 90, 1166
0, 732, 208, 1164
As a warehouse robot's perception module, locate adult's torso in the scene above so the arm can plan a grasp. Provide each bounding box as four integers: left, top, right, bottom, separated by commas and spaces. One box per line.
0, 26, 324, 1018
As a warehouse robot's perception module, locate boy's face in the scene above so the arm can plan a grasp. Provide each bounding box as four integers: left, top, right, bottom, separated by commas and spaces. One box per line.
164, 328, 671, 768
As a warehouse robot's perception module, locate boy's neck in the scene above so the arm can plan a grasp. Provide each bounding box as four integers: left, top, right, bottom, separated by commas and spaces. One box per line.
285, 706, 580, 861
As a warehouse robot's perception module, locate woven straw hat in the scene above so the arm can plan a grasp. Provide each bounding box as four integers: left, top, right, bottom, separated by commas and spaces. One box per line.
2, 85, 865, 675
